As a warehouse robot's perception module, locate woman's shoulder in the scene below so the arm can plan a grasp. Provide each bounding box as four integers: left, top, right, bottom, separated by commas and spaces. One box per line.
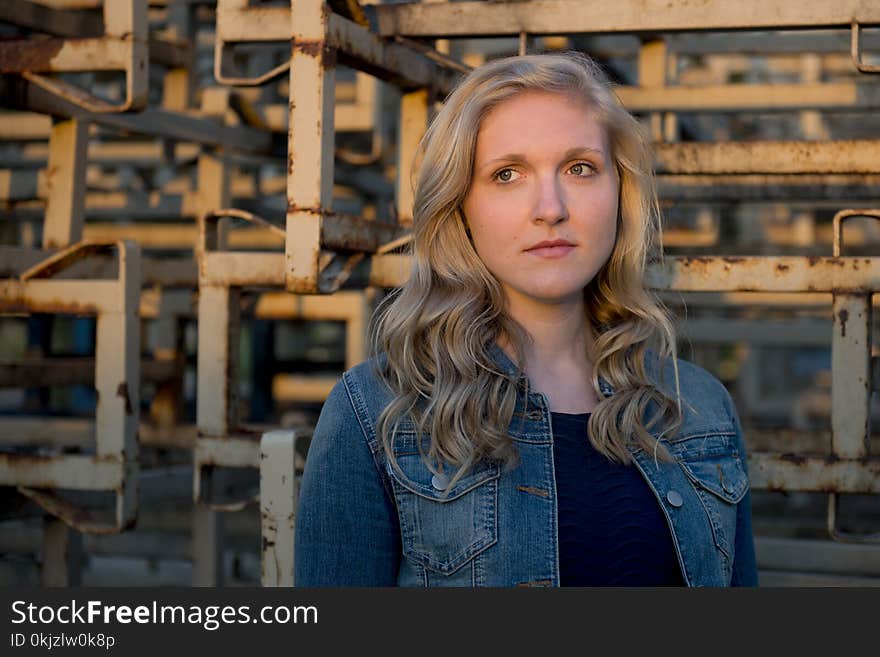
336, 353, 395, 413
340, 353, 386, 388
643, 350, 738, 430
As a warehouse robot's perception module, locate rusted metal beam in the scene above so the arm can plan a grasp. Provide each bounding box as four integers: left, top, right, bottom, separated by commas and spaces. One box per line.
0, 112, 51, 140
329, 13, 462, 93
647, 257, 880, 293
0, 247, 195, 288
654, 141, 880, 175
749, 453, 880, 494
830, 211, 877, 461
372, 0, 880, 38
3, 79, 273, 153
668, 30, 880, 55
272, 375, 336, 402
370, 254, 880, 293
0, 0, 148, 113
396, 89, 428, 226
0, 241, 141, 533
42, 117, 87, 249
285, 0, 335, 294
195, 436, 261, 472
0, 454, 126, 490
617, 81, 880, 113
214, 1, 462, 93
196, 286, 240, 437
832, 294, 872, 459
0, 0, 103, 38
260, 429, 299, 586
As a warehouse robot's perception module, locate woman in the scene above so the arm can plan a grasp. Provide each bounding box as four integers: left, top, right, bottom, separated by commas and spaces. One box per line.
295, 52, 757, 587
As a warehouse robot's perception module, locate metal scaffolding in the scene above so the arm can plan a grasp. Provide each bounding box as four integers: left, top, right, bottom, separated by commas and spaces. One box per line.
1, 0, 880, 587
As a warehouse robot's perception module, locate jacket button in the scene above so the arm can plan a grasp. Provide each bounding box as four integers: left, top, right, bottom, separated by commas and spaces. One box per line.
431, 473, 449, 490
666, 490, 683, 507
526, 410, 542, 420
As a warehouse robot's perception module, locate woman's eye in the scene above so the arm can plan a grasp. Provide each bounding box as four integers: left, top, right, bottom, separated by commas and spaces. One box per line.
569, 162, 595, 176
493, 168, 519, 183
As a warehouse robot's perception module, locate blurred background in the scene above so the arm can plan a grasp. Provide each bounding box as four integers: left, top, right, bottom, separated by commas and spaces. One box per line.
1, 0, 879, 586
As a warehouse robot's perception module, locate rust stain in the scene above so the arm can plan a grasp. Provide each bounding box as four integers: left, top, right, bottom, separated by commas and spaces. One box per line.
293, 39, 325, 58
286, 203, 327, 216
837, 307, 849, 337
775, 263, 790, 273
680, 256, 714, 266
116, 382, 133, 415
721, 256, 746, 264
291, 39, 336, 67
0, 39, 64, 73
0, 299, 99, 315
779, 452, 807, 465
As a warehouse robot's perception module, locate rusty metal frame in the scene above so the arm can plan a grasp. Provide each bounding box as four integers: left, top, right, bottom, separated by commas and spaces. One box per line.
254, 290, 371, 403
0, 0, 148, 113
0, 240, 141, 533
825, 209, 880, 542
2, 79, 274, 155
209, 0, 460, 294
193, 209, 363, 511
372, 1, 880, 39
213, 0, 461, 91
851, 20, 880, 74
260, 429, 299, 586
194, 209, 372, 509
616, 80, 880, 113
654, 141, 880, 175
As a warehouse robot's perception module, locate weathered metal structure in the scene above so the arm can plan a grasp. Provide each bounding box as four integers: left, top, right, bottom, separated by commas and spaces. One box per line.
1, 0, 879, 587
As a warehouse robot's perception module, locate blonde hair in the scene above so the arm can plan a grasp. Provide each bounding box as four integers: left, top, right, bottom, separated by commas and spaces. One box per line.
372, 52, 683, 486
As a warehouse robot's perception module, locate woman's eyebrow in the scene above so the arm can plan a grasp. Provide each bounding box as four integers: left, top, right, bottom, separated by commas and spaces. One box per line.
562, 146, 606, 158
478, 146, 606, 170
479, 153, 526, 169
476, 146, 605, 170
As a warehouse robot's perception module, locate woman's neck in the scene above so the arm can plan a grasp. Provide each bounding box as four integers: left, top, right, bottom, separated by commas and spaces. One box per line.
498, 294, 599, 413
501, 295, 591, 369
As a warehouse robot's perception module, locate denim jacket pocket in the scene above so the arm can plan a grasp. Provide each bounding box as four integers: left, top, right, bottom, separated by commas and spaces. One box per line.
387, 447, 500, 575
670, 431, 749, 561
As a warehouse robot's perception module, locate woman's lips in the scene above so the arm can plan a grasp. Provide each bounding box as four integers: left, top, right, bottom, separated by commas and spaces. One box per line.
525, 245, 575, 258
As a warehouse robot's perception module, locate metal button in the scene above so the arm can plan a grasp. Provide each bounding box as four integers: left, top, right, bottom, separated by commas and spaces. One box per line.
431, 473, 449, 490
666, 490, 683, 507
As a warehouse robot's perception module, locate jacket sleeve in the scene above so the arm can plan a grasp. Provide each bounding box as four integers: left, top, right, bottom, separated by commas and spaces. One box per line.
724, 389, 759, 587
294, 377, 401, 586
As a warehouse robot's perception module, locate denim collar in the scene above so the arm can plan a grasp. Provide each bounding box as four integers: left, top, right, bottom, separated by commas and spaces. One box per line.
486, 341, 616, 398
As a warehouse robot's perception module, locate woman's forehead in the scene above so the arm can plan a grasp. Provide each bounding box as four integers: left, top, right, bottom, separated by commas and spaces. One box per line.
474, 91, 608, 159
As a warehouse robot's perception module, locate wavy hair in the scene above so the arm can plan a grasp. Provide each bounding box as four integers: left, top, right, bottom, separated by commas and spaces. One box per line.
372, 52, 683, 487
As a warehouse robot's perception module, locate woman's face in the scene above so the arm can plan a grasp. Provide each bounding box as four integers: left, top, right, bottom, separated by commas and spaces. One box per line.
462, 90, 619, 309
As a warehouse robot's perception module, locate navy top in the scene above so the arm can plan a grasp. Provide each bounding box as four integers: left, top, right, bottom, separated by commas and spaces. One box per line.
551, 411, 685, 586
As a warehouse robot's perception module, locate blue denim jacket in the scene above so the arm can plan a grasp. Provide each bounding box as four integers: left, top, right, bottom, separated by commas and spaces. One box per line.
295, 344, 758, 587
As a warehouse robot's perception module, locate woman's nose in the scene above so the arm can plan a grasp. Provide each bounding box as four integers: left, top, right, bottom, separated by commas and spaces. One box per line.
532, 177, 568, 225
